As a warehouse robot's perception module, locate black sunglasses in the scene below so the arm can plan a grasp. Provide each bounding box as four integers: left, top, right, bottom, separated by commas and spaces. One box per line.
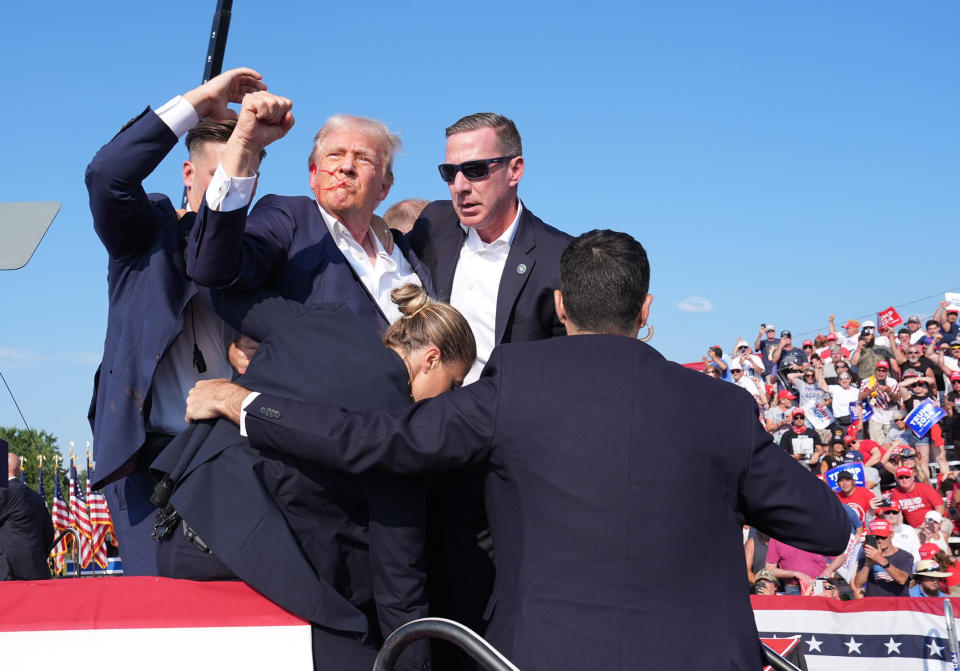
438, 155, 517, 183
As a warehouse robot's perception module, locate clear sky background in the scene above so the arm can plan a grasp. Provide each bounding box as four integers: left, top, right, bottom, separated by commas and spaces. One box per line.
1, 2, 958, 454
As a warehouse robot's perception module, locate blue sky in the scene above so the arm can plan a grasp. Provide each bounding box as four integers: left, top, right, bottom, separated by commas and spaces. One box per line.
1, 2, 958, 453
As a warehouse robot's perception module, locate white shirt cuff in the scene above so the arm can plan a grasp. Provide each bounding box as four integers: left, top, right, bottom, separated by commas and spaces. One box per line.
239, 391, 260, 437
155, 95, 200, 138
206, 163, 258, 212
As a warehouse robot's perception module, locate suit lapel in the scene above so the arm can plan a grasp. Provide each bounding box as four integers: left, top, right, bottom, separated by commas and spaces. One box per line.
495, 206, 536, 344
434, 222, 467, 301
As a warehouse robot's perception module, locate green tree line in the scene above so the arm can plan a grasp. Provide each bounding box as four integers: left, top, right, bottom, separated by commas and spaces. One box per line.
1, 426, 87, 509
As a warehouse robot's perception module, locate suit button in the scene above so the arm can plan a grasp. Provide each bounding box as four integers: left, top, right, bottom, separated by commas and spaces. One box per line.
259, 407, 268, 416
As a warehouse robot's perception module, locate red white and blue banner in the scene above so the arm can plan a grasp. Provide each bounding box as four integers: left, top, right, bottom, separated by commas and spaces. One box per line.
754, 595, 960, 669
0, 578, 312, 670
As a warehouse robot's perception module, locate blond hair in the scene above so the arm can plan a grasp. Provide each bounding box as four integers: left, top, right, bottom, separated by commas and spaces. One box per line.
382, 285, 476, 368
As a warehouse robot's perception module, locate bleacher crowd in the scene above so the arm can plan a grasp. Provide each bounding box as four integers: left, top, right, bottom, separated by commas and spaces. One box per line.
713, 303, 960, 598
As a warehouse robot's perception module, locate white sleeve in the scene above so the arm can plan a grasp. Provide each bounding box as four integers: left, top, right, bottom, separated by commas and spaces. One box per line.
155, 96, 199, 138
239, 391, 261, 437
205, 163, 258, 212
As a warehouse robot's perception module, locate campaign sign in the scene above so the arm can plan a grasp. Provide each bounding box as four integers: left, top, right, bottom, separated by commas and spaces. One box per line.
849, 400, 872, 423
946, 292, 960, 311
802, 399, 832, 430
825, 463, 866, 492
906, 398, 946, 438
877, 306, 902, 331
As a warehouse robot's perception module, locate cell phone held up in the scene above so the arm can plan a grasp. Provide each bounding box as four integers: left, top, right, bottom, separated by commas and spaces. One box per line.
865, 535, 879, 550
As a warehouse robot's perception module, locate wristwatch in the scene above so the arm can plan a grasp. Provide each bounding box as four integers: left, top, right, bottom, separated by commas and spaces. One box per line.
882, 560, 891, 569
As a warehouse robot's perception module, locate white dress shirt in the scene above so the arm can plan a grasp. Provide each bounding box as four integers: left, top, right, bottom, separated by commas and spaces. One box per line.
450, 203, 522, 385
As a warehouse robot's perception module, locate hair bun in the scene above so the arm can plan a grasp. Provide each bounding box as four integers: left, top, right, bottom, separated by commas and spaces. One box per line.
391, 283, 430, 317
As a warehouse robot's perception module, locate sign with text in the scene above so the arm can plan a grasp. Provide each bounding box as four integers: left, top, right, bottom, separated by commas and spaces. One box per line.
825, 462, 866, 492
906, 398, 946, 438
849, 400, 873, 423
946, 292, 960, 311
803, 399, 832, 430
877, 306, 903, 331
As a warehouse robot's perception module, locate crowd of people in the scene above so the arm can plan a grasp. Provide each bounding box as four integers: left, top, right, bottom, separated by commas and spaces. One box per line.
712, 309, 960, 598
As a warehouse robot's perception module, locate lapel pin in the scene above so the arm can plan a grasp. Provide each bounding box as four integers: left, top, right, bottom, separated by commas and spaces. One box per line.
516, 263, 527, 275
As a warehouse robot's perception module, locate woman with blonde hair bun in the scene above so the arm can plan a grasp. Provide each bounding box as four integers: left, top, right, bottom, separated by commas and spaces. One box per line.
383, 284, 476, 399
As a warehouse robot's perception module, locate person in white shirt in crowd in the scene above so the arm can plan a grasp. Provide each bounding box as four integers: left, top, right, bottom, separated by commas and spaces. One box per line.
818, 365, 858, 428
765, 389, 796, 444
918, 510, 951, 555
731, 340, 764, 380
829, 315, 861, 352
730, 363, 766, 406
858, 360, 907, 443
905, 315, 926, 344
936, 345, 960, 395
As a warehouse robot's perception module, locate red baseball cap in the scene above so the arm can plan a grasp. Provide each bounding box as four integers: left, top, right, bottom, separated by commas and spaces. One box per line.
843, 436, 857, 446
777, 389, 796, 400
875, 360, 890, 370
826, 333, 837, 342
951, 371, 960, 383
791, 408, 806, 417
919, 543, 941, 560
842, 320, 860, 329
802, 339, 813, 347
895, 466, 914, 478
867, 519, 892, 537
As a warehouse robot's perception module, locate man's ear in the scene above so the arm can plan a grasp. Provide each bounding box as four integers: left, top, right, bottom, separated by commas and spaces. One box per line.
554, 290, 568, 329
183, 160, 194, 189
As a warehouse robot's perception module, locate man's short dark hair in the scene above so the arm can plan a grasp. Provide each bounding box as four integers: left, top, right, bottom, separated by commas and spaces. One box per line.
185, 118, 266, 161
927, 319, 940, 329
445, 113, 522, 156
559, 229, 649, 336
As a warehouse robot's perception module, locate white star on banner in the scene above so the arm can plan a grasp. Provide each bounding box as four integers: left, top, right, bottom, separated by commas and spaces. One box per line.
844, 637, 862, 655
928, 639, 944, 657
883, 637, 902, 655
805, 636, 823, 653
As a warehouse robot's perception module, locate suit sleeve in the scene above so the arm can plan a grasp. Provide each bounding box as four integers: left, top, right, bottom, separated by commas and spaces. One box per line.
738, 401, 851, 556
85, 108, 178, 260
245, 378, 499, 475
200, 287, 318, 343
188, 194, 295, 289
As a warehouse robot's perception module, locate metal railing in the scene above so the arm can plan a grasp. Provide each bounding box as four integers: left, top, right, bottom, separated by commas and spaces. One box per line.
51, 528, 82, 578
372, 617, 802, 671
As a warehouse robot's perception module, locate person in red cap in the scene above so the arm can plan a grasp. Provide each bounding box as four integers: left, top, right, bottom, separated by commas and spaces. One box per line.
853, 518, 912, 596
857, 359, 907, 443
888, 467, 946, 527
873, 500, 921, 565
834, 470, 875, 523
936, 300, 960, 345
828, 315, 861, 352
779, 408, 825, 470
764, 389, 796, 444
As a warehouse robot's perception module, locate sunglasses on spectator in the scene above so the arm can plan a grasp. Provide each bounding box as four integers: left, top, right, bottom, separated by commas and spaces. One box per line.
840, 375, 851, 380
896, 475, 913, 479
438, 155, 518, 183
909, 350, 921, 355
881, 510, 900, 516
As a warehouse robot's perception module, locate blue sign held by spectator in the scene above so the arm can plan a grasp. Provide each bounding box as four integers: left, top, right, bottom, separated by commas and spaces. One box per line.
825, 463, 866, 492
850, 401, 872, 423
906, 398, 946, 438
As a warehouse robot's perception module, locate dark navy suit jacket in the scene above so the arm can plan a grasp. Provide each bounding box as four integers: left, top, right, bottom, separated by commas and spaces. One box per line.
0, 480, 54, 580
85, 109, 203, 488
187, 194, 434, 333
152, 293, 428, 671
407, 200, 571, 344
243, 336, 851, 671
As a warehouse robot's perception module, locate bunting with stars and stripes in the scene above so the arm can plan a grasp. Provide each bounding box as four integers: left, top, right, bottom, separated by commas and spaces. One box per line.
753, 595, 959, 670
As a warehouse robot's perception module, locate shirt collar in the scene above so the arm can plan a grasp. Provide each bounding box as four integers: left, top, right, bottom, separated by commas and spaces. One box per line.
317, 201, 394, 266
458, 200, 523, 252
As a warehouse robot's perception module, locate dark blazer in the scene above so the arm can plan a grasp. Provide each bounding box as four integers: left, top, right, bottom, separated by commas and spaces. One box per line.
0, 480, 54, 581
187, 195, 434, 333
243, 335, 852, 671
84, 108, 200, 488
151, 292, 428, 671
407, 200, 571, 344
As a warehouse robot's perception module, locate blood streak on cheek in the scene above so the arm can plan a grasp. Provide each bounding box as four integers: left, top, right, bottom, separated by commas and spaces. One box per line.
320, 169, 348, 191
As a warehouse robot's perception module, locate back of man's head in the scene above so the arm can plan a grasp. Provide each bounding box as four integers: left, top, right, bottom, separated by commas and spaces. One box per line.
383, 198, 429, 234
559, 229, 650, 336
185, 118, 265, 161
445, 112, 522, 156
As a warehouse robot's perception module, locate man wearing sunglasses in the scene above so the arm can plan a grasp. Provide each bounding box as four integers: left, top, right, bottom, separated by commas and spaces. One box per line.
889, 467, 946, 528
187, 94, 433, 333
407, 113, 572, 385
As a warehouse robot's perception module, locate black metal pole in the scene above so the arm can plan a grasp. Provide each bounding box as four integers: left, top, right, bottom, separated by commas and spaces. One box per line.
182, 0, 234, 208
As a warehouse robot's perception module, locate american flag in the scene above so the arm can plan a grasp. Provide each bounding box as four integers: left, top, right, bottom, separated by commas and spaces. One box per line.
85, 456, 112, 569
754, 594, 960, 670
50, 464, 71, 573
69, 457, 94, 569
